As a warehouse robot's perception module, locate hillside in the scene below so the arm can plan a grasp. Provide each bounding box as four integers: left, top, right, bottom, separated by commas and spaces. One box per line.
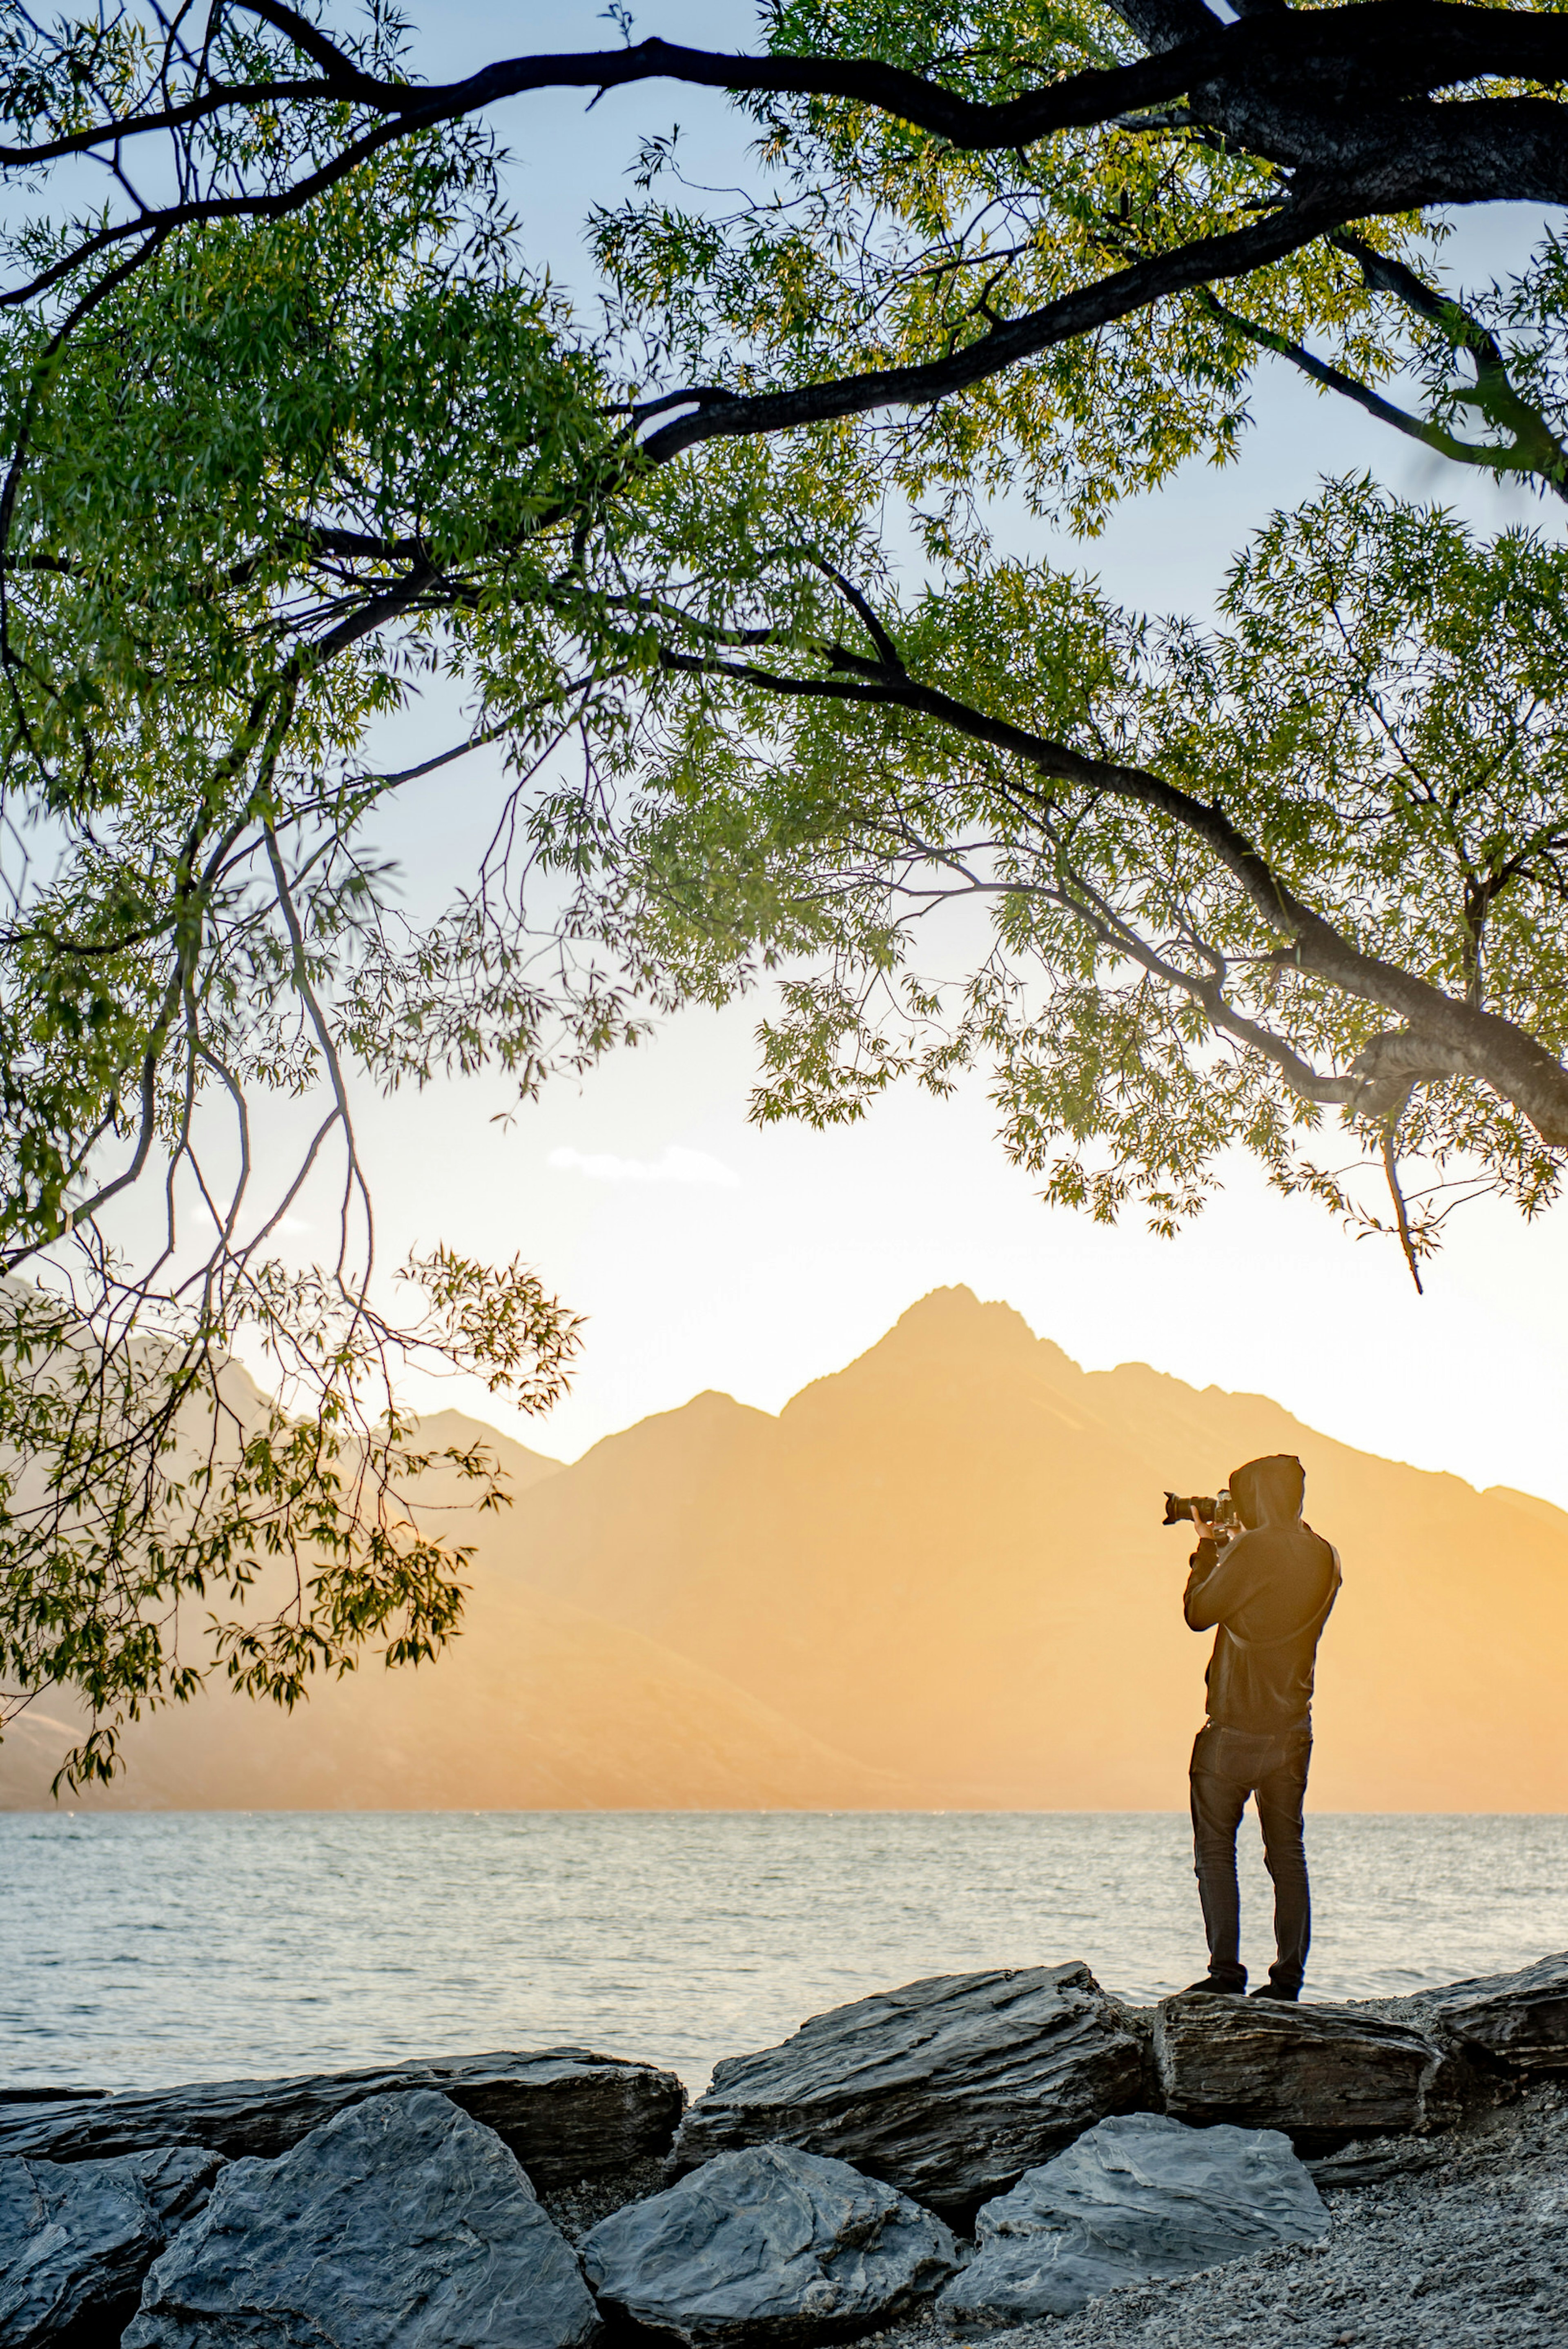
4, 1286, 1564, 1809
0, 1575, 906, 1811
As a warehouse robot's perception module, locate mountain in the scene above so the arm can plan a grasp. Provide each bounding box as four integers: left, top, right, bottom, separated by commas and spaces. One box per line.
491, 1286, 1568, 1810
0, 1402, 903, 1809
0, 1580, 906, 1811
403, 1408, 565, 1498
4, 1286, 1564, 1809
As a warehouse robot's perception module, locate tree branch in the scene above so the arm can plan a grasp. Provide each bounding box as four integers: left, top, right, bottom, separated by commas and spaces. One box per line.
1194, 283, 1568, 503
638, 200, 1345, 464
14, 10, 1568, 170
1382, 1120, 1427, 1292
655, 638, 1568, 1149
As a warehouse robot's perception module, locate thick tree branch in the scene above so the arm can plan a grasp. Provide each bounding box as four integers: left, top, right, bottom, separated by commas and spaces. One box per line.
637, 201, 1346, 463
13, 10, 1568, 169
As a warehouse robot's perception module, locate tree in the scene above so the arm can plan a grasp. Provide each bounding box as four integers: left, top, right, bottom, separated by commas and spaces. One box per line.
0, 68, 603, 1778
3, 0, 1567, 1769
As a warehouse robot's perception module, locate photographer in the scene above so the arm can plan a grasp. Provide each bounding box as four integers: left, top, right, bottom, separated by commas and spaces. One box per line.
1179, 1454, 1341, 2002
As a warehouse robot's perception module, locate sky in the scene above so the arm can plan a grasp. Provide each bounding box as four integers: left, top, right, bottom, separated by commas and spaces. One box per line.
238, 4, 1568, 1506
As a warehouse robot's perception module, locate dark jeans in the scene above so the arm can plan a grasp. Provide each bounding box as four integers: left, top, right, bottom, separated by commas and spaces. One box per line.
1189, 1721, 1313, 1993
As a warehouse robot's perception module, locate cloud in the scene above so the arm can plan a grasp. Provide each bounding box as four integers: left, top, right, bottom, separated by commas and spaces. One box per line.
547, 1144, 741, 1190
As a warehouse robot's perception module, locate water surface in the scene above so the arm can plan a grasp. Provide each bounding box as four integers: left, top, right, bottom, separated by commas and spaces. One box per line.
4, 1811, 1564, 2094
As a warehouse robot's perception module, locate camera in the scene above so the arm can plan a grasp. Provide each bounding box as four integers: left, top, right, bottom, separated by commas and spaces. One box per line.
1163, 1489, 1238, 1533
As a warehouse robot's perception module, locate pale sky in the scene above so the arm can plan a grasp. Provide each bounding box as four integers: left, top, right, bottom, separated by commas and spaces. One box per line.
256, 6, 1568, 1506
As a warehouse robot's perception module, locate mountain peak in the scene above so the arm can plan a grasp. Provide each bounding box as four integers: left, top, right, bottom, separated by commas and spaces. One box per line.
881, 1284, 1046, 1357
783, 1287, 1085, 1424
408, 1409, 562, 1494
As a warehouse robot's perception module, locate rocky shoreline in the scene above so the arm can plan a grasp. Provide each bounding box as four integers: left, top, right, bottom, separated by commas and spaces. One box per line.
2, 1953, 1563, 2345
864, 2082, 1568, 2349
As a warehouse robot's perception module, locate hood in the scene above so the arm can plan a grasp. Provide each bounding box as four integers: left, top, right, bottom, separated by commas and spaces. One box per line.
1230, 1452, 1306, 1529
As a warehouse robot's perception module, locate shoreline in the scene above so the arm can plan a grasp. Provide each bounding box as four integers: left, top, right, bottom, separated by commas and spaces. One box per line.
5, 1954, 1564, 2345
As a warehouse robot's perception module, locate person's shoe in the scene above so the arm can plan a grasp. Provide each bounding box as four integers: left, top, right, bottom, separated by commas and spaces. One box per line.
1247, 1982, 1301, 2002
1178, 1977, 1245, 1996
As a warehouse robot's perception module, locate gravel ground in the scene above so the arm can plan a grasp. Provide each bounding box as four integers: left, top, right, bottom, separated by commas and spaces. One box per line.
869, 2080, 1568, 2349
539, 2153, 670, 2245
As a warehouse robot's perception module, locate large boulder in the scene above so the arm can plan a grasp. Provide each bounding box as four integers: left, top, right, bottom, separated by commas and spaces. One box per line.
938, 2112, 1327, 2326
1425, 1951, 1568, 2071
580, 2143, 960, 2345
122, 2089, 599, 2349
0, 2050, 683, 2184
670, 1966, 1144, 2217
0, 2146, 221, 2347
1154, 1995, 1443, 2146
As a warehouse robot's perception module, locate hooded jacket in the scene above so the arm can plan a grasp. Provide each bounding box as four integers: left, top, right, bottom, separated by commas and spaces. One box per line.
1184, 1453, 1341, 1734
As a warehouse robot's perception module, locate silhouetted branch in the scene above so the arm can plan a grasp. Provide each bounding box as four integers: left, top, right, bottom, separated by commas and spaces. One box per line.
654, 633, 1568, 1151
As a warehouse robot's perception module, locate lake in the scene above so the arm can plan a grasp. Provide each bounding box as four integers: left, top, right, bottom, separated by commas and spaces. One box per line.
4, 1810, 1565, 2094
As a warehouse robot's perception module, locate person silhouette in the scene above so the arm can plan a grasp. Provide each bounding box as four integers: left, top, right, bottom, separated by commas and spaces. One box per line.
1180, 1453, 1341, 2001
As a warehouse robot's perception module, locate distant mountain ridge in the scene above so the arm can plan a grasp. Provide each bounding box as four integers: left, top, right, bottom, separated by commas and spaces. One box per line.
4, 1286, 1564, 1810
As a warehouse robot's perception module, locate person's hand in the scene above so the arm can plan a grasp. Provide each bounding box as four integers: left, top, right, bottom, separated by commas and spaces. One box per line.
1189, 1505, 1215, 1542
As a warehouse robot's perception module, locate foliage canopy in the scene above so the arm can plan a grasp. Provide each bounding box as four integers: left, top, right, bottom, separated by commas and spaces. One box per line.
3, 0, 1568, 1770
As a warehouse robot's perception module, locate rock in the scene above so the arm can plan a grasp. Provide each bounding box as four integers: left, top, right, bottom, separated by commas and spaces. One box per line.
670, 1966, 1145, 2217
1155, 1995, 1444, 2147
0, 2104, 107, 2123
123, 2089, 599, 2349
0, 2050, 683, 2185
1426, 1951, 1568, 2072
0, 2144, 221, 2346
1304, 2139, 1441, 2188
938, 2111, 1328, 2325
580, 2142, 961, 2344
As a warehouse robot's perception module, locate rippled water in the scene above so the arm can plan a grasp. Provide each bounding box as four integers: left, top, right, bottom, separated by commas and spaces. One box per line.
4, 1812, 1566, 2095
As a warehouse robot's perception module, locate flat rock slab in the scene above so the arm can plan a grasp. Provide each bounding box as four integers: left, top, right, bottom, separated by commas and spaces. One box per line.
123, 2089, 599, 2349
0, 2145, 221, 2347
0, 2050, 684, 2185
940, 2111, 1328, 2325
1155, 1995, 1442, 2145
581, 2142, 960, 2345
1425, 1952, 1568, 2071
670, 1966, 1144, 2217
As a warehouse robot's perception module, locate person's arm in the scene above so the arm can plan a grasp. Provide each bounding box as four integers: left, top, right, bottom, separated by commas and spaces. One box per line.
1184, 1528, 1256, 1631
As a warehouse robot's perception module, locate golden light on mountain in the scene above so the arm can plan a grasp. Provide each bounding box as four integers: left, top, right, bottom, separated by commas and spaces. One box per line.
5, 1288, 1564, 1811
